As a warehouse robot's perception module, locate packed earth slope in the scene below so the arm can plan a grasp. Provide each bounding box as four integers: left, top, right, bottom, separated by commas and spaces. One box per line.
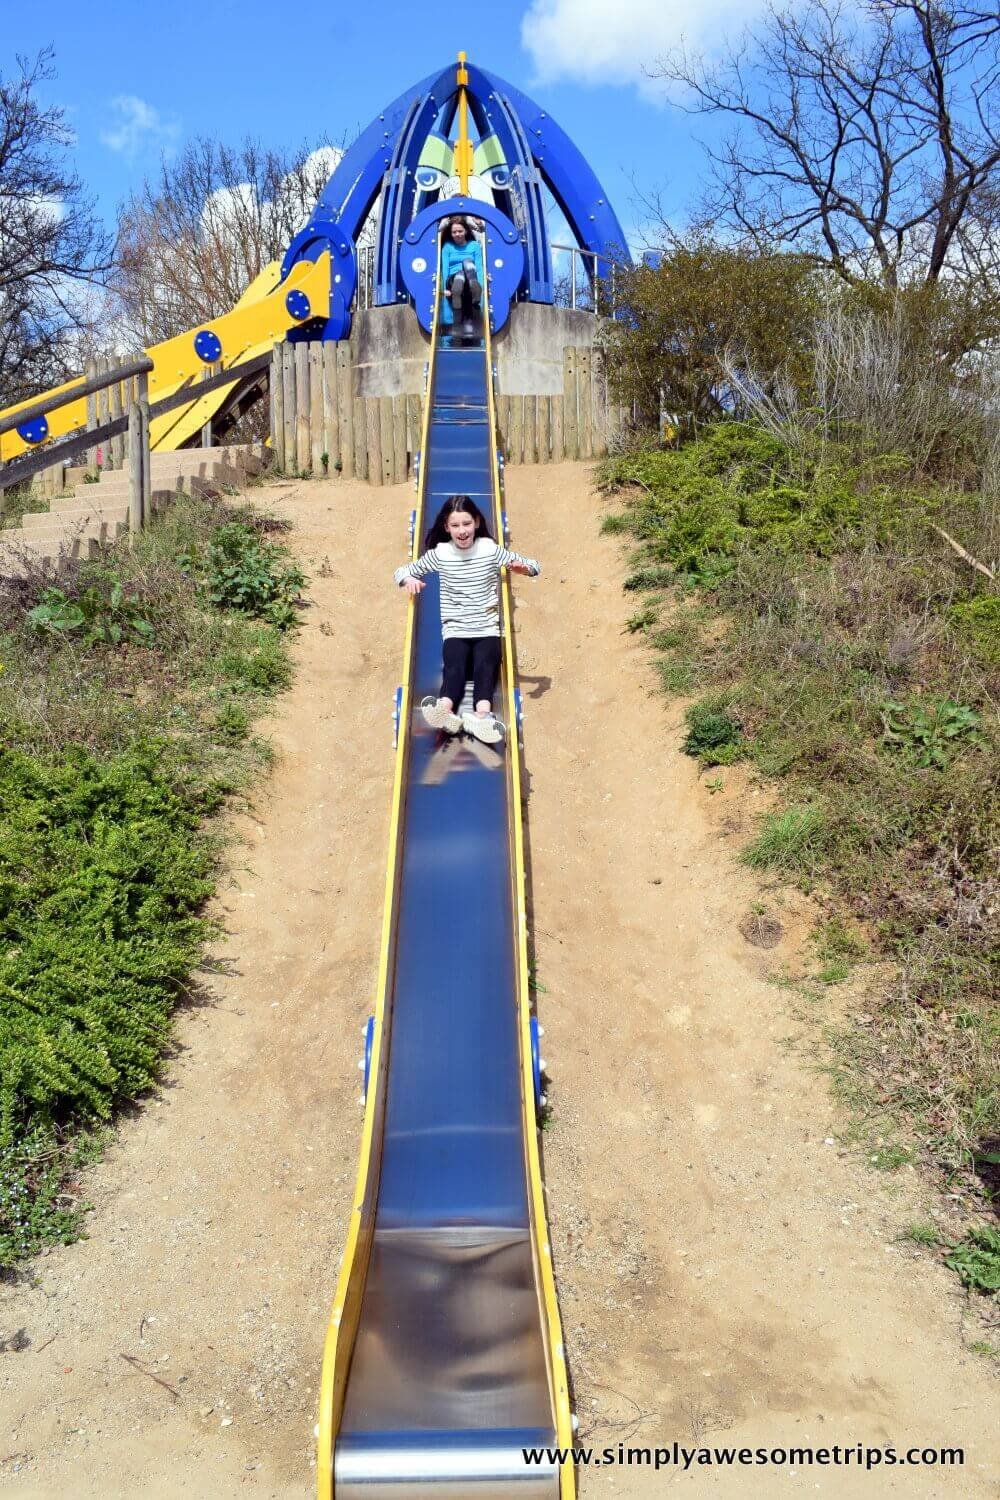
0, 464, 996, 1498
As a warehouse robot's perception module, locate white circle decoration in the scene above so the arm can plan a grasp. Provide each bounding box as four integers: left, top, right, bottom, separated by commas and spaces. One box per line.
494, 258, 504, 268
412, 256, 427, 273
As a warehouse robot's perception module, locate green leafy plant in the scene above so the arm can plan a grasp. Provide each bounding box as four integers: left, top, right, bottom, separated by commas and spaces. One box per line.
27, 581, 155, 646
882, 697, 981, 768
183, 521, 305, 629
899, 1222, 940, 1246
944, 1225, 1000, 1295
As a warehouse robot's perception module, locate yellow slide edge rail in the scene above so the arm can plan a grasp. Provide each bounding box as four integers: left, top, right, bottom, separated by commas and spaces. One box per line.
483, 276, 577, 1496
315, 248, 443, 1500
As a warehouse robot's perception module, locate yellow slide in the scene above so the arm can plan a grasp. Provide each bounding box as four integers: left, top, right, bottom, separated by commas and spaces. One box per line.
0, 253, 331, 464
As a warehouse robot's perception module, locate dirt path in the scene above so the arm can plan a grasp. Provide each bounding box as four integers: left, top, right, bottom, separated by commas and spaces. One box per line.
1, 464, 996, 1498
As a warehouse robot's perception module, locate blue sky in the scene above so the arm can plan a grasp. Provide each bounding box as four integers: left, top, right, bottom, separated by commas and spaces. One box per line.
4, 0, 763, 249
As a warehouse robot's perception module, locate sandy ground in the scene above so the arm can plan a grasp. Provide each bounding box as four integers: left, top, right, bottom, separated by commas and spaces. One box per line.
1, 463, 996, 1499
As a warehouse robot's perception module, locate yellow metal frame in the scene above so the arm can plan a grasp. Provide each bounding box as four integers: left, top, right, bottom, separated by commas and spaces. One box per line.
149, 261, 282, 450
482, 275, 577, 1500
315, 247, 443, 1500
0, 255, 329, 463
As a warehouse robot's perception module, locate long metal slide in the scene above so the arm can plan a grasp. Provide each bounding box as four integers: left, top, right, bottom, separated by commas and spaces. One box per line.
317, 273, 574, 1498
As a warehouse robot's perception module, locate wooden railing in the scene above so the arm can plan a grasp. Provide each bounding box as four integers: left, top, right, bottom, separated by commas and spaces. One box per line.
0, 350, 271, 526
0, 357, 153, 526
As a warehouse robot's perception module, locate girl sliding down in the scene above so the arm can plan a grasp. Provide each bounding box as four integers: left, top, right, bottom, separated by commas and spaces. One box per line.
393, 495, 540, 744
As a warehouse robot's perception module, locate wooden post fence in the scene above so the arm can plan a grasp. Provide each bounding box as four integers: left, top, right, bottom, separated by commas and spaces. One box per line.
265, 340, 625, 486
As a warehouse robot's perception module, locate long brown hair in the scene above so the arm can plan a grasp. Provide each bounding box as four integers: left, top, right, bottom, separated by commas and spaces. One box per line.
424, 495, 494, 550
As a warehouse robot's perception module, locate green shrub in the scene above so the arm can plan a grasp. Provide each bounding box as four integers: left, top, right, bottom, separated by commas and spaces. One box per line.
219, 627, 291, 693
944, 1226, 1000, 1295
600, 239, 818, 427
598, 423, 915, 581
682, 697, 745, 765
950, 594, 1000, 665
181, 520, 306, 628
0, 742, 214, 1141
27, 580, 155, 647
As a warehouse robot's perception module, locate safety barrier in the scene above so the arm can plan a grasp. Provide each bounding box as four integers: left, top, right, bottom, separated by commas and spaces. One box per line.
0, 357, 153, 529
269, 339, 628, 485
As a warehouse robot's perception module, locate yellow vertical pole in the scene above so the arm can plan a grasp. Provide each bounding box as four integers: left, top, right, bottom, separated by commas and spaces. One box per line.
455, 52, 473, 195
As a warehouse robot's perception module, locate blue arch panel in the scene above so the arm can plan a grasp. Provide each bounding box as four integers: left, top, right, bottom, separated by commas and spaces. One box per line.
282, 60, 632, 333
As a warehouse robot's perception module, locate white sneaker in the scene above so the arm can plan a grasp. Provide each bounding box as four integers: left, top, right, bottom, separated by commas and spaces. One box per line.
420, 696, 462, 733
462, 711, 506, 744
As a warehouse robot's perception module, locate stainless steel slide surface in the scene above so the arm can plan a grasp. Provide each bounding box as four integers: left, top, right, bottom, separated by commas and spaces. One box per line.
333, 333, 558, 1498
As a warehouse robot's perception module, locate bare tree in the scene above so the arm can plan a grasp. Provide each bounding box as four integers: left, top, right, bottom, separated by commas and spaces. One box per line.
111, 138, 340, 346
0, 47, 110, 406
651, 0, 1000, 292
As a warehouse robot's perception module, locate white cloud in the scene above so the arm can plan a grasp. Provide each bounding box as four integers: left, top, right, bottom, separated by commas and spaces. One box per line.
99, 95, 180, 158
521, 0, 767, 100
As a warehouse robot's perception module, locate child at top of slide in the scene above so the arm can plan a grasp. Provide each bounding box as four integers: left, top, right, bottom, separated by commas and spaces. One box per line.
393, 495, 540, 744
439, 217, 483, 332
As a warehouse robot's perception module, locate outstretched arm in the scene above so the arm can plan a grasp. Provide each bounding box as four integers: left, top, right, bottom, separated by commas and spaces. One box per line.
393, 549, 441, 595
496, 545, 541, 576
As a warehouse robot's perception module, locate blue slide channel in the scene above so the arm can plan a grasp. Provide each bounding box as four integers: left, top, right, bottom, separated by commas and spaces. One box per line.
333, 329, 557, 1498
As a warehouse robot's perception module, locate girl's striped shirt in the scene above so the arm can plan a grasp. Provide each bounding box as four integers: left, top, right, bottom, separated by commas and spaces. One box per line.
393, 538, 540, 639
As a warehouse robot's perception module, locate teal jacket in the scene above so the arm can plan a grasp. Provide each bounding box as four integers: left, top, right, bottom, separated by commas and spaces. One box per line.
440, 239, 483, 323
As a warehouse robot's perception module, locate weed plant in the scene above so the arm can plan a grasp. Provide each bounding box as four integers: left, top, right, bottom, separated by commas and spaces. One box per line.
599, 422, 999, 1228
0, 493, 304, 1267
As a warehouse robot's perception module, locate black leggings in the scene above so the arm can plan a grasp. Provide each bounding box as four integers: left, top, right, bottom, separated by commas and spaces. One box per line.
441, 636, 501, 709
447, 271, 481, 320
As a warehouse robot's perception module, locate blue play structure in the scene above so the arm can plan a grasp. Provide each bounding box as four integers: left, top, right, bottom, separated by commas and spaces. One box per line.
282, 58, 630, 344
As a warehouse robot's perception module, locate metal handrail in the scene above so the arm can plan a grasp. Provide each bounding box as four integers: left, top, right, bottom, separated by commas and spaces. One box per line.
356, 235, 623, 316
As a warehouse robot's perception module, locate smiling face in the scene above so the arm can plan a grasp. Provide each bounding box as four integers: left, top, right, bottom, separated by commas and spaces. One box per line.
445, 508, 479, 549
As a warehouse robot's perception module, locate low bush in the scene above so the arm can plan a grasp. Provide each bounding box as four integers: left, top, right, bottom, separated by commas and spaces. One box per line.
0, 491, 304, 1269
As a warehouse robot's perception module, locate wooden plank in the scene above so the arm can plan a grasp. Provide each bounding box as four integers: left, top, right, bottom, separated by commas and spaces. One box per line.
338, 343, 354, 478
128, 402, 143, 534
109, 375, 124, 469
85, 358, 98, 470
353, 396, 368, 481
550, 393, 564, 463
323, 341, 339, 473
367, 398, 383, 486
509, 395, 523, 466
378, 396, 393, 486
523, 394, 537, 464
310, 342, 325, 475
590, 348, 606, 456
537, 396, 550, 464
578, 347, 593, 459
271, 344, 284, 470
281, 343, 296, 472
294, 340, 310, 474
495, 394, 508, 457
392, 396, 407, 485
563, 347, 578, 461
